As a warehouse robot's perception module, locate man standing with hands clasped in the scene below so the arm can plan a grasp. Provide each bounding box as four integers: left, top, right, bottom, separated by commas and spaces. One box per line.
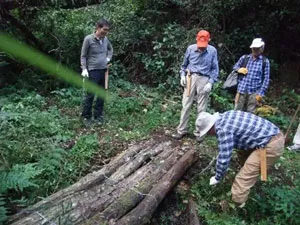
233, 38, 270, 112
80, 19, 113, 127
172, 30, 219, 142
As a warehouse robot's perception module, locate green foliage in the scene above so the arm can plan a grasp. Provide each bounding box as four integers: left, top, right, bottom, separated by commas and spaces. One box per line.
106, 79, 180, 140
3, 0, 300, 89
210, 79, 234, 112
0, 78, 181, 221
0, 163, 42, 224
190, 171, 245, 225
0, 196, 7, 224
0, 87, 99, 220
244, 183, 300, 224
0, 33, 107, 100
264, 186, 300, 224
136, 23, 187, 85
189, 146, 300, 225
268, 88, 300, 115
65, 134, 99, 177
0, 164, 42, 193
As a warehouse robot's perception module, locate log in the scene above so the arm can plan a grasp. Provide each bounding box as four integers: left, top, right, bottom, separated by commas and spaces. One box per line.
188, 198, 200, 225
116, 149, 197, 225
9, 140, 152, 223
8, 139, 198, 225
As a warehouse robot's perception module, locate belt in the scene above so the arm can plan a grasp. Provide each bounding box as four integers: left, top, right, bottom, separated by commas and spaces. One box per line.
191, 72, 205, 76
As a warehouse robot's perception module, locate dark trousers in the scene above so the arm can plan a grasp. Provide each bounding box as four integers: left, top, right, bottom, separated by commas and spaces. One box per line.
81, 69, 106, 119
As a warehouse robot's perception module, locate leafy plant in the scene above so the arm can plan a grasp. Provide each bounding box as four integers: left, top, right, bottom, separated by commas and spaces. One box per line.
0, 164, 43, 193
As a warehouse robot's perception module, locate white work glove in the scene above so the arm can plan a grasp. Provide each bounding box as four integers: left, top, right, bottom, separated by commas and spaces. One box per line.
203, 83, 212, 93
81, 69, 89, 78
180, 76, 186, 87
209, 176, 220, 185
106, 57, 110, 63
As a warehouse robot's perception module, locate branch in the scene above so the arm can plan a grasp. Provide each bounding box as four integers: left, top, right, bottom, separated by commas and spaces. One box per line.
0, 8, 46, 54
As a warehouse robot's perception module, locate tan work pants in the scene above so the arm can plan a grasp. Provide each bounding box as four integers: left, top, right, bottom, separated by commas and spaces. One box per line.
235, 93, 257, 113
231, 133, 285, 204
177, 74, 210, 136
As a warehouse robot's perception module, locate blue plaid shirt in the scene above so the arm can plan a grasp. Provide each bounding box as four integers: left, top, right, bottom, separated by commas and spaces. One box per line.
233, 54, 270, 96
180, 44, 219, 84
214, 110, 280, 180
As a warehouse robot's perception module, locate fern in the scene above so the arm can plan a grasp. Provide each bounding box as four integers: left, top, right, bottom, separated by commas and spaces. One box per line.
0, 196, 7, 224
37, 148, 66, 177
0, 163, 43, 193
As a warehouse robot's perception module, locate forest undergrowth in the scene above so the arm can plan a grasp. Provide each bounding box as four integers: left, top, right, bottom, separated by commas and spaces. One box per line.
0, 78, 299, 225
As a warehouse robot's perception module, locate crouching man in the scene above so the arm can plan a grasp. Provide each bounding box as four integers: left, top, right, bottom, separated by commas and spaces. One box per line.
196, 110, 284, 207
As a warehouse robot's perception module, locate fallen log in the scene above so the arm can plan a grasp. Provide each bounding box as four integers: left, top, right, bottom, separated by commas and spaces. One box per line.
115, 149, 197, 225
8, 139, 197, 225
187, 198, 200, 225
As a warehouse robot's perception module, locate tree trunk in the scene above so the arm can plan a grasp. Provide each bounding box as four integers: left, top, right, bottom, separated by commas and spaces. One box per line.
8, 139, 198, 225
0, 8, 46, 53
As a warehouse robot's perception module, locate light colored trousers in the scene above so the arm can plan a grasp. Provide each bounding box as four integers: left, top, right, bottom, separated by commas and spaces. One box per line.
177, 74, 210, 136
231, 133, 284, 204
292, 123, 300, 145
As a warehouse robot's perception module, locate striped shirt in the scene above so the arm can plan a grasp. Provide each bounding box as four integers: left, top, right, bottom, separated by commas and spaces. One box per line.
214, 110, 280, 180
180, 44, 219, 84
233, 54, 270, 96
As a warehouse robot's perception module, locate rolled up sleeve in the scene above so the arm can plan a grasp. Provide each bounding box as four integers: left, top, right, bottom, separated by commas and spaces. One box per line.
179, 48, 190, 77
80, 36, 89, 70
209, 50, 219, 84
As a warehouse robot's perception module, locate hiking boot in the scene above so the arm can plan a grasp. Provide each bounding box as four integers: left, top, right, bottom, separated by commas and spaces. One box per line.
82, 118, 93, 128
171, 132, 187, 140
94, 116, 104, 126
287, 144, 300, 152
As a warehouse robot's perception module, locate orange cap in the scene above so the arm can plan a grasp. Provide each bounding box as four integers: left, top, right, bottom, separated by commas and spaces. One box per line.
196, 30, 210, 48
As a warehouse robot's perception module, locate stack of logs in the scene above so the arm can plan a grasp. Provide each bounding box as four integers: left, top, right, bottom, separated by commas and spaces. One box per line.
9, 139, 198, 225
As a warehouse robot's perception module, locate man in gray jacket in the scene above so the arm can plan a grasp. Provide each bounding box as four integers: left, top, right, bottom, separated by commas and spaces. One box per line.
80, 19, 113, 126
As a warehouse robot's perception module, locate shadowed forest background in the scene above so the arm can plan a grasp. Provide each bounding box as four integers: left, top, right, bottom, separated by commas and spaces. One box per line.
1, 0, 300, 224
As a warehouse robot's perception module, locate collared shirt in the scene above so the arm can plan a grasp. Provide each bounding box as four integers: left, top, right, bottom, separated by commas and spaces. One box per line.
214, 110, 280, 180
180, 44, 219, 84
80, 33, 113, 70
233, 54, 270, 96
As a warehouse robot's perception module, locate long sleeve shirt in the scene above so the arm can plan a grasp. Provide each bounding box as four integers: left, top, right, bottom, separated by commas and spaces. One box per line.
214, 110, 280, 181
80, 33, 113, 70
233, 54, 270, 96
180, 44, 219, 84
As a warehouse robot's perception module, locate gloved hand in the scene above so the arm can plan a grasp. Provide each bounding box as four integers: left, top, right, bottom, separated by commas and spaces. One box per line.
256, 95, 262, 102
203, 83, 212, 93
81, 69, 89, 78
209, 176, 220, 185
180, 76, 186, 87
237, 67, 248, 75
